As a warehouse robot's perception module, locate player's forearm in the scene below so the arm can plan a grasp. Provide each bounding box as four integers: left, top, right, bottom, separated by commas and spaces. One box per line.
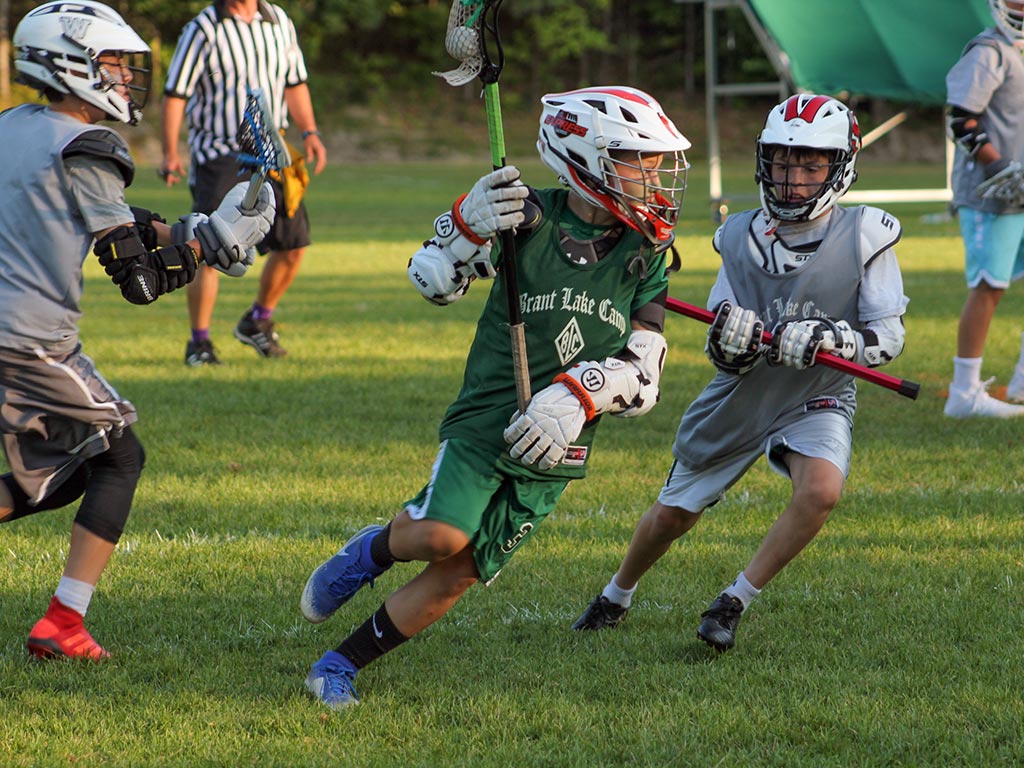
161, 97, 186, 158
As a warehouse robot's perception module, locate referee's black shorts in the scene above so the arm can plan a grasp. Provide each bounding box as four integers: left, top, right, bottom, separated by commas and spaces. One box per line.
190, 154, 311, 254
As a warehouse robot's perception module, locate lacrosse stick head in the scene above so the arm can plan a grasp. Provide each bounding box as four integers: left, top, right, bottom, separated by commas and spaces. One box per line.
433, 0, 504, 86
14, 0, 151, 125
755, 94, 861, 223
536, 86, 691, 244
237, 88, 290, 176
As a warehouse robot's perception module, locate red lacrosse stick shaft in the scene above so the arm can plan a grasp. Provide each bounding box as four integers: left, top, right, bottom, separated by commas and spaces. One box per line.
665, 297, 920, 400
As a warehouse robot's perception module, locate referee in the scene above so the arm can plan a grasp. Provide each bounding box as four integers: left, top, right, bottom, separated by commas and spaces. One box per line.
160, 0, 327, 365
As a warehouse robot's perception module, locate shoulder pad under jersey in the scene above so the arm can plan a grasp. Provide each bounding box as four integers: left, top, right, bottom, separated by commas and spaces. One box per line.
858, 206, 902, 265
62, 129, 135, 187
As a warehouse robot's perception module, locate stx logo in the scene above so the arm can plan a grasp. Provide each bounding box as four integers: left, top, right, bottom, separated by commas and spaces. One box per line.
545, 110, 587, 139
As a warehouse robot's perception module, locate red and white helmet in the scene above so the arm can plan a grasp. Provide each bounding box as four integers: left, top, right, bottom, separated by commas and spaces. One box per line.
990, 0, 1024, 42
755, 94, 861, 223
536, 86, 691, 244
14, 1, 151, 125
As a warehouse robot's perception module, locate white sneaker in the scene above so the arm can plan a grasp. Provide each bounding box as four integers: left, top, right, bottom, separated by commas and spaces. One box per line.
1007, 370, 1024, 403
944, 377, 1024, 419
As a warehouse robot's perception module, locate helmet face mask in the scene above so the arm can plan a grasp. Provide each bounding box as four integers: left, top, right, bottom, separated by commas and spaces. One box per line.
14, 1, 151, 125
536, 86, 691, 244
755, 94, 861, 223
990, 0, 1024, 43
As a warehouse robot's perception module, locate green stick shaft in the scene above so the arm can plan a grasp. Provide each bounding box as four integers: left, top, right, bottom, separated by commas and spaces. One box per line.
484, 82, 506, 169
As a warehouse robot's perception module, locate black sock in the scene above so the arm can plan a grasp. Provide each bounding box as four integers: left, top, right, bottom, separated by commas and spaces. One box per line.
337, 603, 409, 669
369, 522, 407, 568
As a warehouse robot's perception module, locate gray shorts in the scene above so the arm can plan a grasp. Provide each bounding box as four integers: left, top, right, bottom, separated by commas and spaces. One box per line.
657, 410, 852, 513
0, 345, 137, 503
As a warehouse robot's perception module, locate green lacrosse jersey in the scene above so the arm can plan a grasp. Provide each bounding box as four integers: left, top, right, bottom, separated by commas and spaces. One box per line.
439, 187, 669, 481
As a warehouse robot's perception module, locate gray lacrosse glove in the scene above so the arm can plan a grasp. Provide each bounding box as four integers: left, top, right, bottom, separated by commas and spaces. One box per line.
503, 383, 587, 470
196, 181, 275, 277
170, 212, 208, 245
705, 300, 764, 374
457, 165, 529, 240
975, 159, 1024, 207
768, 317, 857, 369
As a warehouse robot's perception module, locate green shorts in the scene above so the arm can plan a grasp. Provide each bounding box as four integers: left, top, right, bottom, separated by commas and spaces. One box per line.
404, 438, 569, 583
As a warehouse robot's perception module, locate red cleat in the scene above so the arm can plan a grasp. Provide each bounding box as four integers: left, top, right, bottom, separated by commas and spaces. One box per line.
26, 597, 109, 661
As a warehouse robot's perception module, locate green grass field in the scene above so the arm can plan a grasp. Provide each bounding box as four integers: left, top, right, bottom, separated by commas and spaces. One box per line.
1, 160, 1022, 767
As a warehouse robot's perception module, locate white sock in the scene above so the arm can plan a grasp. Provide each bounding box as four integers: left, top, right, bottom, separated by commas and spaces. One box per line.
723, 572, 760, 610
952, 356, 983, 391
602, 574, 637, 608
55, 576, 95, 617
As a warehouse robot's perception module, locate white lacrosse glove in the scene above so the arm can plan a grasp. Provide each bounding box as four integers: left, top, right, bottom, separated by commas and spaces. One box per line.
456, 165, 529, 240
768, 317, 858, 369
705, 300, 764, 375
407, 242, 472, 305
196, 181, 275, 277
975, 160, 1024, 207
169, 212, 208, 245
503, 383, 587, 470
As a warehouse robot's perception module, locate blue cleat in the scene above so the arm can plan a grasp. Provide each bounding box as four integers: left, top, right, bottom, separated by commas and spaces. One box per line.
305, 650, 360, 709
301, 525, 386, 623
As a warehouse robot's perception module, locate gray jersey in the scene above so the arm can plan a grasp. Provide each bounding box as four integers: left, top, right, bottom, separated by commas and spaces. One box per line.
673, 206, 876, 471
947, 29, 1024, 212
0, 105, 133, 353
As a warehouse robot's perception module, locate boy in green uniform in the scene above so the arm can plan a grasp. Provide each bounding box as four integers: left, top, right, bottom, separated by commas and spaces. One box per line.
299, 86, 690, 708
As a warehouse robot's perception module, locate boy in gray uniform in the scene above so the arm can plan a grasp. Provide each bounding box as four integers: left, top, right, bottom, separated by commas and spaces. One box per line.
0, 1, 273, 660
943, 0, 1024, 418
573, 94, 908, 652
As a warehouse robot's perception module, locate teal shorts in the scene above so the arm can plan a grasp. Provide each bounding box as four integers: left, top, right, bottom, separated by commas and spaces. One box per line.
404, 438, 568, 583
958, 207, 1024, 289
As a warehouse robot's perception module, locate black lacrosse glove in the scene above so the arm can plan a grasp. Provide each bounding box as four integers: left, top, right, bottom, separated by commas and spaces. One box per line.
95, 226, 198, 305
130, 206, 167, 250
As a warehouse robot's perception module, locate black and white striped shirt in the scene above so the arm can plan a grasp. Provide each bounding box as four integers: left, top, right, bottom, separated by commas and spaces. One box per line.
164, 1, 308, 165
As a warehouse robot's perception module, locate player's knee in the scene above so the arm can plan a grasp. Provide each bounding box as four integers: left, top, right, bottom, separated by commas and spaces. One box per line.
650, 502, 698, 539
74, 428, 146, 544
411, 520, 470, 562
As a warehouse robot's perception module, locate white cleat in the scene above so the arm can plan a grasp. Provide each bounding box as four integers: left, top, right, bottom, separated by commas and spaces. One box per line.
944, 378, 1024, 419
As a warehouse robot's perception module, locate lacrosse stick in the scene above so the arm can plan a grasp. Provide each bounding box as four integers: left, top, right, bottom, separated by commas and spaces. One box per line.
236, 88, 291, 211
665, 297, 921, 400
435, 0, 531, 412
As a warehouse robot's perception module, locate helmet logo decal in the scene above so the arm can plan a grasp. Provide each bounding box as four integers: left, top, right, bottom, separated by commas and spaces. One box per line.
555, 316, 585, 366
783, 95, 831, 123
545, 110, 587, 139
60, 15, 93, 42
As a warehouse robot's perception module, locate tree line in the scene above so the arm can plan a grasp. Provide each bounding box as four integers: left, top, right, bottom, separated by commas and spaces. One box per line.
5, 1, 776, 109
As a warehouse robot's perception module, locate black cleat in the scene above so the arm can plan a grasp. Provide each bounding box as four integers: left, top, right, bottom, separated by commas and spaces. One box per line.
185, 338, 221, 366
572, 595, 629, 631
697, 593, 744, 651
234, 310, 287, 358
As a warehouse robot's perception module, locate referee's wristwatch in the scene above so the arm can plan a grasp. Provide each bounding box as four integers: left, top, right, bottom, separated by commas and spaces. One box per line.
302, 129, 321, 140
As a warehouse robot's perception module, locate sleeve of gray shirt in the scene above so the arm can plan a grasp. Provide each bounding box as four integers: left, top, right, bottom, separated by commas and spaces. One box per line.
64, 154, 135, 235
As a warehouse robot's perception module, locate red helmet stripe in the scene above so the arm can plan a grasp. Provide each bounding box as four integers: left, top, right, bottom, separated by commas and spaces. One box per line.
783, 95, 832, 123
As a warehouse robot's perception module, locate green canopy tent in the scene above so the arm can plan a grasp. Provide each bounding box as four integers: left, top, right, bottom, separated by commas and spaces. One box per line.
694, 0, 992, 215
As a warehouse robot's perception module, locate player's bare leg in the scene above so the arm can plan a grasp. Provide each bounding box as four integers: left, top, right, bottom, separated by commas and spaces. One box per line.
573, 502, 703, 630
257, 247, 304, 310
184, 265, 221, 365
385, 545, 479, 637
742, 453, 841, 588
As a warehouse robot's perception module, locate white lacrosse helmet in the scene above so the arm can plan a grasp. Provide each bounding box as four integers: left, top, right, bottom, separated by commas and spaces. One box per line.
755, 94, 861, 223
989, 0, 1024, 42
536, 86, 691, 244
14, 0, 151, 125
